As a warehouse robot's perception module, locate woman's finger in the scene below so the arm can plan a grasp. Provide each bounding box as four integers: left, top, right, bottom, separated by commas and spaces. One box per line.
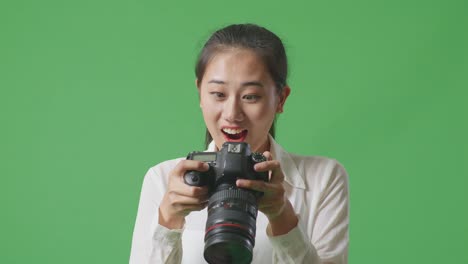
175, 202, 209, 215
167, 191, 209, 205
172, 160, 209, 180
254, 161, 284, 184
262, 151, 273, 161
170, 179, 209, 197
254, 159, 280, 172
236, 179, 269, 193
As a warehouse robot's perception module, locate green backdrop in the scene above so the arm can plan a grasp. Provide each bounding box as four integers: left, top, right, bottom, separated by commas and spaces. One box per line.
1, 0, 467, 263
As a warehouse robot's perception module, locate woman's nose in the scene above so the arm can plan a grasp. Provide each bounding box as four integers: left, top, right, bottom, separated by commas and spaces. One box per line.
222, 97, 244, 123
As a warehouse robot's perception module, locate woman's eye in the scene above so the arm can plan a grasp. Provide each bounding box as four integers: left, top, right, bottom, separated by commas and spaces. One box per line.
210, 92, 225, 99
243, 94, 261, 101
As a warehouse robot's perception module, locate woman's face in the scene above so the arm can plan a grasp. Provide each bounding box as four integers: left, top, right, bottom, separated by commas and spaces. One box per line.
198, 48, 290, 152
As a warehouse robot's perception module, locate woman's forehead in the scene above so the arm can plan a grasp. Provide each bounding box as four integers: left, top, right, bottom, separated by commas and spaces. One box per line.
203, 49, 272, 83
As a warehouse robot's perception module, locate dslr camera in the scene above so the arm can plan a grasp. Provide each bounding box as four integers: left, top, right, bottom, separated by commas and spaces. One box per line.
184, 142, 268, 264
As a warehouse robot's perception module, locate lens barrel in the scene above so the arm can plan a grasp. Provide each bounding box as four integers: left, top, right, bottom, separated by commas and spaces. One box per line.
203, 188, 258, 264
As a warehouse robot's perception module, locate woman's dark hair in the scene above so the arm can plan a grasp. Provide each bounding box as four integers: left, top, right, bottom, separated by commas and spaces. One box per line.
195, 23, 288, 148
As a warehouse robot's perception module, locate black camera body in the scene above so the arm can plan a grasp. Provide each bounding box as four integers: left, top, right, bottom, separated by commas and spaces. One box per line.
184, 142, 268, 264
185, 142, 268, 192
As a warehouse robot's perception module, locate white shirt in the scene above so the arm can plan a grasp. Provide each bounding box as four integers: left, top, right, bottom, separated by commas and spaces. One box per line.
130, 136, 349, 263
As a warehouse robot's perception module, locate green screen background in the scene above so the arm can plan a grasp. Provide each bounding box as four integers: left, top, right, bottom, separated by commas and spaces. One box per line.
1, 0, 467, 263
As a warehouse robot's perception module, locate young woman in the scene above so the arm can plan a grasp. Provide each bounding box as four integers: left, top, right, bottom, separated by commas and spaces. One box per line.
130, 24, 349, 264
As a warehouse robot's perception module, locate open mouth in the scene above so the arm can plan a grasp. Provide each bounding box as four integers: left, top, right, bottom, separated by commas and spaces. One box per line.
221, 128, 248, 141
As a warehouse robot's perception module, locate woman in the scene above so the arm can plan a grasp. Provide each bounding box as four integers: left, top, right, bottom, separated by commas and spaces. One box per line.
130, 24, 349, 264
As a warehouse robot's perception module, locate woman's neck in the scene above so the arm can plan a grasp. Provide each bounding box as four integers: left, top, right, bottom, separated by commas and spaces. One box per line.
255, 137, 271, 153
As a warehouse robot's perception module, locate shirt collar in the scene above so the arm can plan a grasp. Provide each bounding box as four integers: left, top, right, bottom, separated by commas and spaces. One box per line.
206, 135, 305, 189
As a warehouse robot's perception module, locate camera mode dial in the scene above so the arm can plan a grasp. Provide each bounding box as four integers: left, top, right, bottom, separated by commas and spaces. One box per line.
251, 152, 267, 163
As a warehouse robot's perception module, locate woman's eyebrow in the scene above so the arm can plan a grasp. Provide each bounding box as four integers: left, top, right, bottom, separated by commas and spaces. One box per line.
208, 79, 225, 84
241, 81, 263, 88
207, 79, 263, 88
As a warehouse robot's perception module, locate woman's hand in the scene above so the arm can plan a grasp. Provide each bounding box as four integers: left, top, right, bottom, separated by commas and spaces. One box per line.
236, 151, 298, 236
159, 160, 210, 229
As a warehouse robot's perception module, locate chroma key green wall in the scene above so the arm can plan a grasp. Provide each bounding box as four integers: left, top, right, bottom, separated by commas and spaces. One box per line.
1, 0, 467, 263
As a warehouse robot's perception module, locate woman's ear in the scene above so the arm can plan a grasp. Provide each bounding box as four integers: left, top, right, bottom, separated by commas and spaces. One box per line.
196, 79, 202, 108
195, 78, 200, 91
276, 86, 291, 113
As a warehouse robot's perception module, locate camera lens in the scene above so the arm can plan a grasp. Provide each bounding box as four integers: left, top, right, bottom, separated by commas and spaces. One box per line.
203, 188, 258, 264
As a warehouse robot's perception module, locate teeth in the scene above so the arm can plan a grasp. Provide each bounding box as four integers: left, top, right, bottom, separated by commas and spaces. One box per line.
222, 128, 245, 135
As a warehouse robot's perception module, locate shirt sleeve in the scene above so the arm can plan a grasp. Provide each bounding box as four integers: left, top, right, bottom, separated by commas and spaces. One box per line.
268, 217, 320, 263
129, 166, 184, 264
312, 160, 349, 263
268, 159, 349, 264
